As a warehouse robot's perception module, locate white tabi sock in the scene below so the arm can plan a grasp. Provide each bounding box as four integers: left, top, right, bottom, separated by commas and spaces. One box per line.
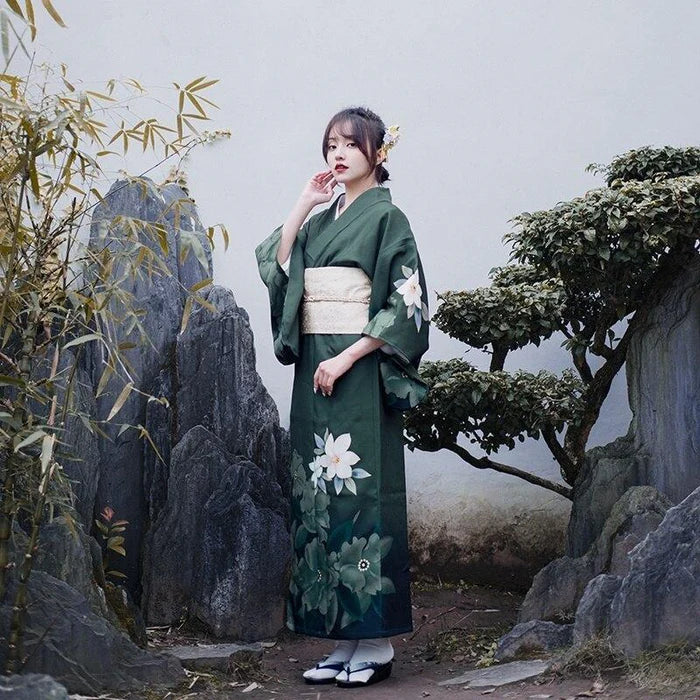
335, 637, 394, 683
302, 639, 358, 682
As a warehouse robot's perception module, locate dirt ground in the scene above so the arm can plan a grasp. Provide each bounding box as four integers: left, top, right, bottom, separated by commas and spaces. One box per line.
137, 579, 695, 700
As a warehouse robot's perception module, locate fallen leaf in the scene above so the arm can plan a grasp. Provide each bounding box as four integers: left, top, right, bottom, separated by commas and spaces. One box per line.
481, 689, 496, 695
288, 657, 298, 662
242, 681, 261, 692
261, 641, 277, 647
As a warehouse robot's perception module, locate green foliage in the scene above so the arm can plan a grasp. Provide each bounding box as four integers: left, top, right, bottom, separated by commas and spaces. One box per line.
433, 277, 566, 353
405, 359, 585, 454
507, 174, 700, 344
590, 145, 700, 185
94, 504, 129, 581
418, 145, 699, 495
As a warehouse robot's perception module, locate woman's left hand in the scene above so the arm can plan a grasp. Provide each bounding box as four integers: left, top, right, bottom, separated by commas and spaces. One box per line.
313, 352, 354, 396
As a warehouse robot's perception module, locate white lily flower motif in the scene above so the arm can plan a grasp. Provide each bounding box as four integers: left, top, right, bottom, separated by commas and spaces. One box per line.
312, 428, 372, 495
320, 432, 360, 480
397, 269, 422, 308
393, 265, 428, 331
308, 456, 324, 491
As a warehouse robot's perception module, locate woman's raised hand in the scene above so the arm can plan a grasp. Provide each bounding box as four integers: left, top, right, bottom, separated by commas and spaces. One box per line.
301, 170, 337, 207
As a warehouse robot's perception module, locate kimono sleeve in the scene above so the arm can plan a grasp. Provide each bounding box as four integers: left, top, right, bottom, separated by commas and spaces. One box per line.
255, 223, 306, 365
361, 231, 430, 409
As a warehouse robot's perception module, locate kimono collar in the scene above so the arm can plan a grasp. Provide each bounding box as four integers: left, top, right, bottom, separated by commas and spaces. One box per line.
332, 186, 391, 216
306, 186, 391, 266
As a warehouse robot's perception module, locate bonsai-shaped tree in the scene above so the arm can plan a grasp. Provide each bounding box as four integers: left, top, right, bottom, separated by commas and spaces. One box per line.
406, 146, 700, 500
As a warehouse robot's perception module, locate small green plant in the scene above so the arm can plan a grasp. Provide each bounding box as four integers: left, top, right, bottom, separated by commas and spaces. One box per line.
94, 505, 128, 581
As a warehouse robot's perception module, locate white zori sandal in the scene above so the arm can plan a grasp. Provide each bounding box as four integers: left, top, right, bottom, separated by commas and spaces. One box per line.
302, 640, 358, 684
335, 659, 393, 687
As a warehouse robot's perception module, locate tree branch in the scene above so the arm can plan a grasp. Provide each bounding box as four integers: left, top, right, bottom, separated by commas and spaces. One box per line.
542, 425, 577, 483
442, 441, 572, 499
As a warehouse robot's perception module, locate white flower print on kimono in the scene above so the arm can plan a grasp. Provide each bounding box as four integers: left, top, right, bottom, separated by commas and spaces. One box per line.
394, 265, 430, 331
310, 428, 372, 495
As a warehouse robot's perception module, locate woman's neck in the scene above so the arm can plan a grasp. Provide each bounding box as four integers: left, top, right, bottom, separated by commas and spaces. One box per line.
342, 177, 379, 210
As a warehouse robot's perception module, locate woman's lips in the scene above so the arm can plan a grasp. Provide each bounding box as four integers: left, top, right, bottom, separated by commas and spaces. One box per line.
335, 165, 347, 172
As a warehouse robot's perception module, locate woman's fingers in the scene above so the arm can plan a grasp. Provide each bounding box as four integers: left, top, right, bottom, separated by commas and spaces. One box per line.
313, 364, 333, 396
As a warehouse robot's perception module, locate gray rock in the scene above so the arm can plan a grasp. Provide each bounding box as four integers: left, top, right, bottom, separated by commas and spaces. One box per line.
142, 426, 289, 640
168, 642, 263, 672
625, 259, 700, 505
0, 673, 69, 699
438, 659, 551, 687
518, 556, 592, 623
143, 366, 174, 524
609, 486, 700, 657
567, 431, 649, 558
520, 486, 671, 622
0, 570, 183, 695
568, 258, 700, 556
174, 286, 285, 476
573, 574, 622, 645
85, 178, 207, 591
31, 516, 110, 620
495, 620, 573, 662
587, 486, 671, 577
56, 352, 100, 528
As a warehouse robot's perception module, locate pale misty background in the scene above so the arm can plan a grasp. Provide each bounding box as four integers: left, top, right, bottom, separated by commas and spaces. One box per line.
35, 1, 700, 521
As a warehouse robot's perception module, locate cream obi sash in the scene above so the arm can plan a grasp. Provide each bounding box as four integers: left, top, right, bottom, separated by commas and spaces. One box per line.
301, 266, 372, 334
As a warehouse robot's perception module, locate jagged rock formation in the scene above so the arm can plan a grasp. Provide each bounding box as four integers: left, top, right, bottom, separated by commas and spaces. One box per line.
499, 486, 700, 661
142, 425, 289, 640
568, 258, 700, 557
82, 179, 212, 589
518, 486, 671, 622
1, 178, 291, 692
0, 570, 183, 695
511, 256, 700, 659
79, 179, 289, 637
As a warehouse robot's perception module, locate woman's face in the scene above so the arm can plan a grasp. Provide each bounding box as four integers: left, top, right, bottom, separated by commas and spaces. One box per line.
325, 123, 376, 187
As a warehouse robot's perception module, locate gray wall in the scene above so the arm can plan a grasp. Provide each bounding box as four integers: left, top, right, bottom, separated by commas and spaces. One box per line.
36, 1, 700, 579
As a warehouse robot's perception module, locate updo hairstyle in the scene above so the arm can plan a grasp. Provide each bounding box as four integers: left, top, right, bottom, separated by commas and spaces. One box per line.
321, 106, 390, 184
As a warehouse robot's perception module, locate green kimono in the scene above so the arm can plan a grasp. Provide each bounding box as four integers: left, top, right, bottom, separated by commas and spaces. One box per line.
255, 186, 430, 639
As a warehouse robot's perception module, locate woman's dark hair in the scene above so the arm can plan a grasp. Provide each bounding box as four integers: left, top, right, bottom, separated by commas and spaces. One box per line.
322, 106, 390, 184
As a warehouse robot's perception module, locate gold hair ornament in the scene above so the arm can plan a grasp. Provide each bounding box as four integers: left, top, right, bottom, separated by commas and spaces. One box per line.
378, 124, 400, 162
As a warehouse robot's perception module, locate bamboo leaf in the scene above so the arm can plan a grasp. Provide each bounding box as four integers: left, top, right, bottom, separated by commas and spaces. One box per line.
85, 90, 115, 102
179, 295, 193, 334
39, 432, 55, 474
189, 78, 218, 92
40, 0, 65, 27
184, 75, 207, 90
107, 381, 133, 422
0, 374, 23, 386
24, 0, 34, 40
95, 363, 113, 397
189, 277, 212, 293
5, 1, 23, 20
14, 429, 45, 452
154, 222, 168, 255
106, 569, 127, 578
63, 333, 101, 350
1, 11, 10, 60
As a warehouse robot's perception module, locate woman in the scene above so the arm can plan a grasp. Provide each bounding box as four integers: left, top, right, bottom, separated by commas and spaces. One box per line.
255, 106, 430, 688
